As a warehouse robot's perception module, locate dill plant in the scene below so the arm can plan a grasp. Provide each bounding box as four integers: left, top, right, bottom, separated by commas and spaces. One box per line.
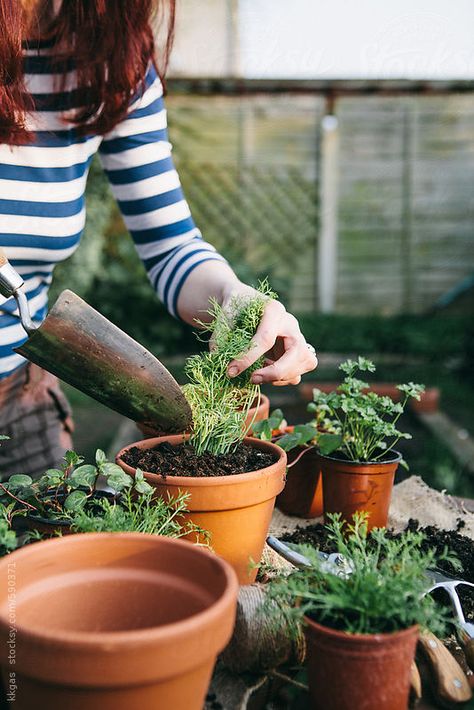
184, 283, 276, 456
264, 513, 452, 638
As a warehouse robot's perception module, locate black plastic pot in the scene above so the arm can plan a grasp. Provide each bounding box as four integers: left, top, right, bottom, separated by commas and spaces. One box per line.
13, 490, 117, 537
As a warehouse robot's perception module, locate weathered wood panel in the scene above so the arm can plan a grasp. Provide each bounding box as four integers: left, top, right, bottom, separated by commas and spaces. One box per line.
167, 92, 474, 315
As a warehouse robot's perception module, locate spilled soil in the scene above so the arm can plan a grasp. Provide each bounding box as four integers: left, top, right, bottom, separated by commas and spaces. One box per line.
121, 441, 276, 478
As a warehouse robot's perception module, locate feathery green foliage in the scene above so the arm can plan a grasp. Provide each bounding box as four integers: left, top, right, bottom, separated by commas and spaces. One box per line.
264, 513, 453, 637
184, 282, 276, 456
70, 487, 208, 542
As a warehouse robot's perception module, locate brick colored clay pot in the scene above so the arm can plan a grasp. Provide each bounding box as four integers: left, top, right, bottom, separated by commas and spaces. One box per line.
244, 393, 270, 433
320, 451, 401, 530
276, 445, 323, 518
116, 435, 286, 584
0, 533, 238, 710
305, 617, 418, 710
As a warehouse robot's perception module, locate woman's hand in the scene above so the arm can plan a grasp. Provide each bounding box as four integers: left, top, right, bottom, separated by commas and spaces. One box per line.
223, 285, 318, 386
176, 262, 318, 386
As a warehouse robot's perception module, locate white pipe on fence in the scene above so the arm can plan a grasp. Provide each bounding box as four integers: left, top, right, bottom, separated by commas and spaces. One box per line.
318, 114, 339, 313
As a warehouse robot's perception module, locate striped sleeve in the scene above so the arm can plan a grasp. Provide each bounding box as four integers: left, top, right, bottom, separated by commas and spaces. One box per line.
98, 64, 226, 317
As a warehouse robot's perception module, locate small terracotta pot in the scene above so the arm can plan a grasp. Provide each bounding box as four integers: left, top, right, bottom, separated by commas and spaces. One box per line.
319, 451, 401, 530
116, 435, 286, 584
276, 444, 323, 518
305, 617, 419, 710
244, 393, 270, 433
0, 533, 238, 710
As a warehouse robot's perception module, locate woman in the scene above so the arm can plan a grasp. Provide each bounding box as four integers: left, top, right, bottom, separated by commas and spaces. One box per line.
0, 0, 317, 477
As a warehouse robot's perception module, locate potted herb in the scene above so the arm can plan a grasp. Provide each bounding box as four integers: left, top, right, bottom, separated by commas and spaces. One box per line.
117, 285, 287, 583
253, 407, 340, 518
0, 449, 133, 536
310, 357, 424, 529
0, 532, 238, 709
265, 514, 446, 710
0, 449, 205, 543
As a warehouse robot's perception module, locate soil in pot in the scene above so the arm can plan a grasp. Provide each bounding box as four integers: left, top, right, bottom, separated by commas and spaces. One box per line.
117, 436, 287, 584
282, 519, 474, 625
305, 617, 418, 710
121, 441, 275, 478
320, 450, 401, 530
0, 533, 238, 710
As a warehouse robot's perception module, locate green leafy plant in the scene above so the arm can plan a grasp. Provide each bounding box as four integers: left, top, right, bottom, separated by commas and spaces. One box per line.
0, 503, 18, 556
253, 406, 340, 460
0, 449, 135, 520
183, 282, 276, 456
264, 513, 452, 637
310, 357, 424, 463
70, 486, 208, 542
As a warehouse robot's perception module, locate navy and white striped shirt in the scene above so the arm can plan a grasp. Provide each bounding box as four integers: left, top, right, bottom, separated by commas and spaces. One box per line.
0, 41, 225, 379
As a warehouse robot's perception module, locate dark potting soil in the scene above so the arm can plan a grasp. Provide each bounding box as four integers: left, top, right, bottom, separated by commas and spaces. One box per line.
281, 518, 474, 622
121, 441, 276, 478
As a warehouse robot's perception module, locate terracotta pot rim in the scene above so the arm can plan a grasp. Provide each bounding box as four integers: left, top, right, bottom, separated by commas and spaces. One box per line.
304, 616, 418, 642
0, 532, 238, 649
248, 392, 269, 410
116, 435, 287, 487
319, 449, 402, 467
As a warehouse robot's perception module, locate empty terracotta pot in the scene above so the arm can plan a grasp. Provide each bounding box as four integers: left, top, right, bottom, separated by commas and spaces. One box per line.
320, 451, 401, 530
0, 533, 238, 710
244, 393, 270, 433
276, 445, 323, 518
116, 435, 286, 584
305, 617, 418, 710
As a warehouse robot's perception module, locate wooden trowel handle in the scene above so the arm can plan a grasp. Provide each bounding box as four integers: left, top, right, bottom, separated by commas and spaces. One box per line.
419, 630, 472, 704
464, 637, 474, 672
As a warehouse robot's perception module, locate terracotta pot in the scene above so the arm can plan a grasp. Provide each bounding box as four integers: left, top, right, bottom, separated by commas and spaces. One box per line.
116, 435, 286, 584
305, 617, 419, 710
319, 451, 401, 530
409, 387, 440, 413
0, 533, 238, 710
244, 393, 270, 433
276, 444, 323, 518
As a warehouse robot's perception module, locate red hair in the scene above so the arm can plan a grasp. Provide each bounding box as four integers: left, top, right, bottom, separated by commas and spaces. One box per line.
0, 1, 175, 144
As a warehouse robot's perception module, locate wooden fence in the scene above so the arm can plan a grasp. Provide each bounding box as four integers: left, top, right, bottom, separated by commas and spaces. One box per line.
167, 82, 474, 315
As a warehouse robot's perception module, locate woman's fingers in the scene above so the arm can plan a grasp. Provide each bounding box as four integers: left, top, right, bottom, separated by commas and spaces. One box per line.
226, 298, 318, 385
250, 340, 316, 384
227, 300, 284, 377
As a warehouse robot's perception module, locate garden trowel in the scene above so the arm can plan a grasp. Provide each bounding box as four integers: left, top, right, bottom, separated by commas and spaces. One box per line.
0, 248, 192, 433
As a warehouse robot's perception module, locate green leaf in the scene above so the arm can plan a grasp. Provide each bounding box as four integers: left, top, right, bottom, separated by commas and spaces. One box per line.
64, 450, 83, 467
278, 433, 302, 452
95, 449, 107, 466
0, 435, 10, 441
106, 468, 133, 492
293, 423, 318, 446
7, 474, 33, 489
101, 462, 125, 477
318, 433, 343, 456
64, 490, 88, 511
69, 465, 97, 489
134, 478, 154, 495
